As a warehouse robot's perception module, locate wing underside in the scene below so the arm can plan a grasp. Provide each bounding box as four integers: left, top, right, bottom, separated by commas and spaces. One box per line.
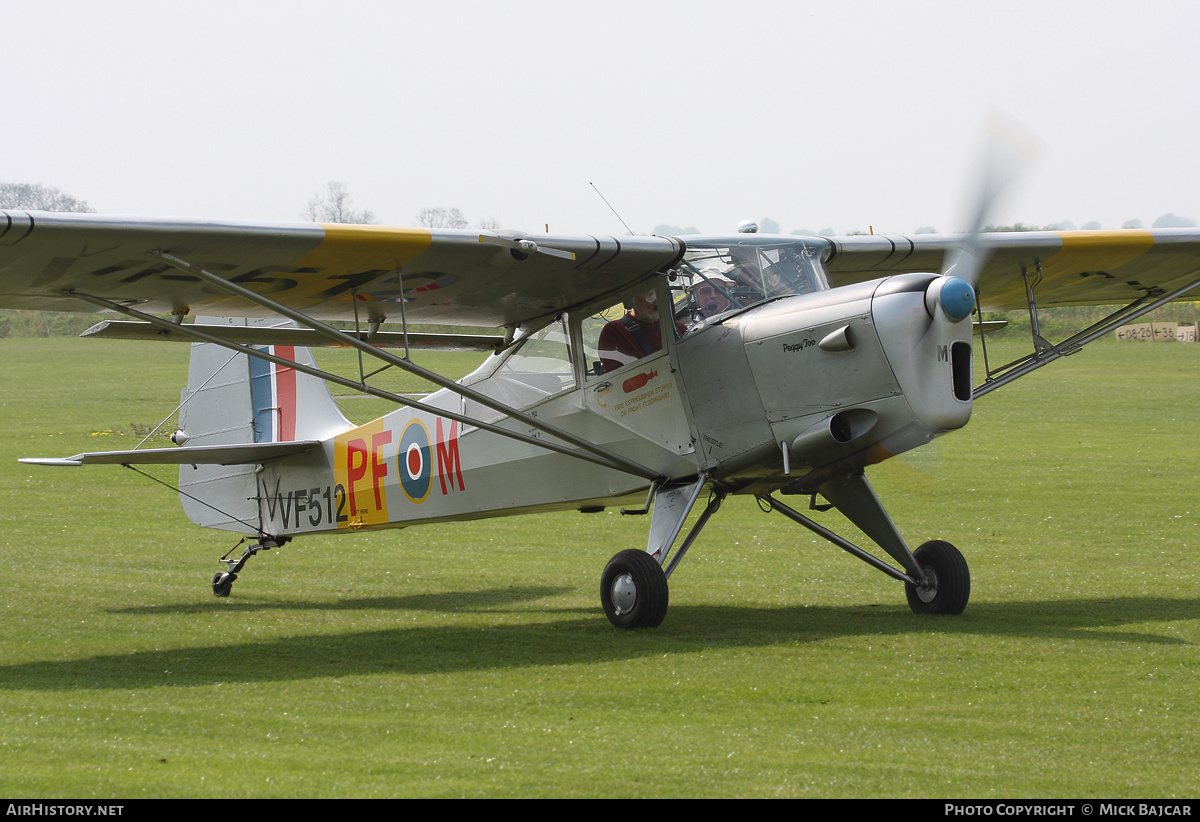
0, 211, 685, 329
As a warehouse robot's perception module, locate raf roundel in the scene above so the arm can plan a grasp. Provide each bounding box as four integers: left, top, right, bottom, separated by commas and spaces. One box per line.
398, 420, 432, 504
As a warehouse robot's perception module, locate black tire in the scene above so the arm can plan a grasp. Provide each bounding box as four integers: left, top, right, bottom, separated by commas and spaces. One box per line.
212, 572, 236, 598
600, 549, 669, 629
905, 540, 969, 615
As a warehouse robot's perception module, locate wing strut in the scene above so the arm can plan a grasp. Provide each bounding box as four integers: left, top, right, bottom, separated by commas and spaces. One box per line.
63, 289, 660, 482
974, 266, 1200, 398
149, 250, 660, 481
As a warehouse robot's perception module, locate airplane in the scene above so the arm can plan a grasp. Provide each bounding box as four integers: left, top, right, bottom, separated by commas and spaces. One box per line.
2, 206, 1199, 628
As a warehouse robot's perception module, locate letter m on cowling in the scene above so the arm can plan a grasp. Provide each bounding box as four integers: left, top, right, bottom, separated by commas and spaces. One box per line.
436, 419, 466, 494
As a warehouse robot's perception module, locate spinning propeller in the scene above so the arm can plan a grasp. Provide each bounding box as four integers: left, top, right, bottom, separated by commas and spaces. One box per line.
936, 113, 1041, 301
896, 115, 1041, 488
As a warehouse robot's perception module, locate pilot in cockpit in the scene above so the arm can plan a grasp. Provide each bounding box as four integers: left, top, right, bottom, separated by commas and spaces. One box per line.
687, 270, 735, 329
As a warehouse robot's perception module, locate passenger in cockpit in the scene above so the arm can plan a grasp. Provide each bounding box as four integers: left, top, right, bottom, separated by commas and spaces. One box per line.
727, 245, 790, 298
597, 289, 681, 373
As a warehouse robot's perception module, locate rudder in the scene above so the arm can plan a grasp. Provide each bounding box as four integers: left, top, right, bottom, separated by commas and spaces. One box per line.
177, 316, 350, 533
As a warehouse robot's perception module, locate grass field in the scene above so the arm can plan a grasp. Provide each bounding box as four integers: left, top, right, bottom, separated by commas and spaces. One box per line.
0, 335, 1197, 798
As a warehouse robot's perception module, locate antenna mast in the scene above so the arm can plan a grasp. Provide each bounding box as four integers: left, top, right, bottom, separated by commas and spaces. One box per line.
589, 182, 635, 235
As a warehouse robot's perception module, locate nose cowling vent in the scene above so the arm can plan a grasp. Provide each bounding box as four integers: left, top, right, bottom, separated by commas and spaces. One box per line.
952, 341, 972, 402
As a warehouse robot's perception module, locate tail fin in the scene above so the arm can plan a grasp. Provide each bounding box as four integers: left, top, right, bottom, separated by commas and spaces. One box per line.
177, 316, 350, 533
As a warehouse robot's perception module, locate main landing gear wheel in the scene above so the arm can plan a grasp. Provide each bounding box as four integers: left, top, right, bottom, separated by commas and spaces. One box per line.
905, 540, 970, 615
601, 549, 669, 629
212, 572, 237, 597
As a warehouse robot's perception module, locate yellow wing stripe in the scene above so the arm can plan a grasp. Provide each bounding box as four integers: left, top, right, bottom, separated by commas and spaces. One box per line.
264, 223, 435, 308
1016, 229, 1159, 304
302, 223, 434, 271
1050, 230, 1156, 274
974, 230, 1158, 309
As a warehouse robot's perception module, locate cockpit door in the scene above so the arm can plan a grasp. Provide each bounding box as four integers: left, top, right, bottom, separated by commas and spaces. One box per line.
575, 282, 696, 457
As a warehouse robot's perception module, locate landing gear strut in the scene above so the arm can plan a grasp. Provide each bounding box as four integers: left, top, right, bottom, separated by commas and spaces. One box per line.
212, 536, 289, 597
599, 473, 972, 626
760, 473, 971, 616
600, 477, 723, 629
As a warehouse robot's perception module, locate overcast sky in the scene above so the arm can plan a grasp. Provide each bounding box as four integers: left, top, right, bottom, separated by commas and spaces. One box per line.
5, 0, 1199, 236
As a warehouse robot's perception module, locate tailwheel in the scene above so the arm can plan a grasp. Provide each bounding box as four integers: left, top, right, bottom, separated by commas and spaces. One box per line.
601, 549, 669, 629
212, 572, 237, 597
210, 536, 287, 597
905, 540, 970, 615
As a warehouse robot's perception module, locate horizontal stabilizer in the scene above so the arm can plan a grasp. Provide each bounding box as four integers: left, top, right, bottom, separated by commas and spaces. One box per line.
974, 319, 1008, 334
81, 320, 504, 353
20, 440, 320, 467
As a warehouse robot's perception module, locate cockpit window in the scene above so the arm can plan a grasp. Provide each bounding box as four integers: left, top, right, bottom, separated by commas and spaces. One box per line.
493, 316, 574, 393
462, 316, 574, 422
670, 238, 830, 334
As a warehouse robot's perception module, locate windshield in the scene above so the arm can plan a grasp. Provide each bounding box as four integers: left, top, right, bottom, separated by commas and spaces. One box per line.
670, 237, 830, 331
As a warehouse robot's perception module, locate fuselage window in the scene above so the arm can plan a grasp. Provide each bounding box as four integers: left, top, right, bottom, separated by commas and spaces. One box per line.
463, 317, 575, 421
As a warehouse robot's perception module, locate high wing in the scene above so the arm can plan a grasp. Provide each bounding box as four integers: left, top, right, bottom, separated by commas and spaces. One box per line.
0, 211, 684, 328
8, 211, 1195, 323
822, 228, 1200, 310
